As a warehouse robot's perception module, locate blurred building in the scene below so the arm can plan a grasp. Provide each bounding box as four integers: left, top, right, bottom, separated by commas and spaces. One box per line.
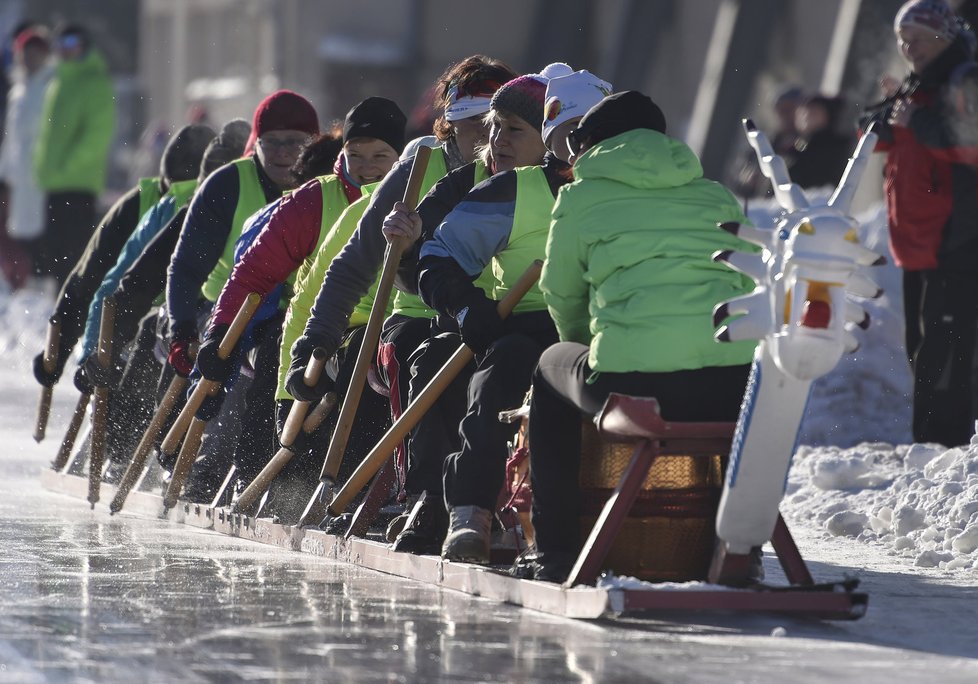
5, 0, 916, 198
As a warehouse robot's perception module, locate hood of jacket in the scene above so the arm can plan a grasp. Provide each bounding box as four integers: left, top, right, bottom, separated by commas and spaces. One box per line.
56, 48, 109, 81
572, 128, 703, 191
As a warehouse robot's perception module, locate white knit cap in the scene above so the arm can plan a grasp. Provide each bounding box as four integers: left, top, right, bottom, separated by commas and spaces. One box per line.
542, 70, 613, 145
538, 62, 575, 80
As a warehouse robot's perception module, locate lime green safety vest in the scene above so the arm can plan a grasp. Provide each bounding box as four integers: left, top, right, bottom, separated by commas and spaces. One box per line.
290, 174, 352, 290
168, 177, 199, 209
490, 165, 552, 313
137, 177, 163, 221
391, 149, 491, 318
200, 158, 274, 302
276, 184, 378, 400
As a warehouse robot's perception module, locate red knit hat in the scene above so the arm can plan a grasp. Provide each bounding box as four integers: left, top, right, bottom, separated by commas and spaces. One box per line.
245, 89, 319, 153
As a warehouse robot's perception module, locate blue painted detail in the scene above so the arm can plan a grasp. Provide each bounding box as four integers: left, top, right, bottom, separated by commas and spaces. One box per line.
778, 228, 790, 241
783, 383, 813, 494
726, 353, 761, 488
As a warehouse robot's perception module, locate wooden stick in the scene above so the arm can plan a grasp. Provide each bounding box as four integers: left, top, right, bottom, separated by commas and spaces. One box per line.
318, 145, 431, 485
345, 456, 397, 539
230, 349, 332, 514
325, 260, 543, 519
232, 392, 338, 515
159, 293, 261, 457
210, 464, 237, 508
109, 375, 188, 514
163, 417, 206, 511
280, 348, 329, 446
34, 318, 61, 442
88, 297, 116, 508
51, 392, 90, 471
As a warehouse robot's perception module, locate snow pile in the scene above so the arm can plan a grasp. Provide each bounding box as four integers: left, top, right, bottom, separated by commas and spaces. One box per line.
783, 438, 978, 573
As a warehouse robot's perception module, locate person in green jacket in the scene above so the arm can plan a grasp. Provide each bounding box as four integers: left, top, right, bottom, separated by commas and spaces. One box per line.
526, 91, 757, 582
32, 24, 115, 287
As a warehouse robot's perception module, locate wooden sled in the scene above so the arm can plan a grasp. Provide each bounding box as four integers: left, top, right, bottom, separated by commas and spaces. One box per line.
38, 391, 866, 622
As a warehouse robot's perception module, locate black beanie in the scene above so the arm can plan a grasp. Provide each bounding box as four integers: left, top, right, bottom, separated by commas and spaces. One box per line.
160, 124, 217, 183
576, 91, 667, 147
342, 97, 407, 154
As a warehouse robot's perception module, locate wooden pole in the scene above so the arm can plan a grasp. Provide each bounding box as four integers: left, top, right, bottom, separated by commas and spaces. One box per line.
51, 392, 90, 471
163, 417, 206, 511
318, 145, 431, 485
322, 260, 543, 521
159, 293, 261, 458
87, 297, 116, 508
230, 349, 333, 514
159, 293, 261, 510
109, 375, 188, 514
33, 318, 61, 442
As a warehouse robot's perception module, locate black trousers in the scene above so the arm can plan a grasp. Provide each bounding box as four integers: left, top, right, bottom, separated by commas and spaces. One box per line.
529, 341, 750, 555
106, 311, 164, 463
903, 269, 978, 446
402, 331, 474, 496
40, 191, 96, 287
232, 313, 286, 483
443, 312, 558, 511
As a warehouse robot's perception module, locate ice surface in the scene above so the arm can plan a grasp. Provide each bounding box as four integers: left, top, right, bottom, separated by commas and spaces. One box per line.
2, 205, 978, 681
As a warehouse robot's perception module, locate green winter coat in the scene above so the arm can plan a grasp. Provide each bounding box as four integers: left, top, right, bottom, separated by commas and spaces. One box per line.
33, 49, 115, 194
542, 128, 756, 374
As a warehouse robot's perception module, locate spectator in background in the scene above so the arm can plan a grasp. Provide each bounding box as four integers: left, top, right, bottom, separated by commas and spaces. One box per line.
860, 0, 978, 446
788, 94, 854, 189
0, 27, 52, 288
729, 85, 804, 198
32, 23, 115, 288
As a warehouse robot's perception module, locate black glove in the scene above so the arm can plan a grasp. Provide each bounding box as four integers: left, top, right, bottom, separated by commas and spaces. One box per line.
456, 293, 504, 355
33, 351, 64, 388
195, 324, 235, 384
73, 365, 94, 395
82, 352, 121, 389
194, 387, 226, 422
285, 335, 334, 402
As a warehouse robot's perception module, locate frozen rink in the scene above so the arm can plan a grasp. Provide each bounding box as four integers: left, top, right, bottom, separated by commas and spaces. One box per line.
2, 360, 978, 682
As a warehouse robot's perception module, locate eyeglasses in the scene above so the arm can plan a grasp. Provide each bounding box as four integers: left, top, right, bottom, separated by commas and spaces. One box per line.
257, 136, 309, 151
566, 127, 588, 157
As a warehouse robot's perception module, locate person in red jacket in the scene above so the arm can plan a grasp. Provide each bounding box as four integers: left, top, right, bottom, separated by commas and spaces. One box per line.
860, 0, 978, 446
192, 97, 406, 500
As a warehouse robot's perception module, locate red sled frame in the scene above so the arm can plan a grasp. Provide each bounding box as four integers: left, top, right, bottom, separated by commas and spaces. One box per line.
565, 392, 867, 620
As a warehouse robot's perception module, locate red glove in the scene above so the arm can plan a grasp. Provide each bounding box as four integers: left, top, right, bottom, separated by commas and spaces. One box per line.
167, 337, 196, 377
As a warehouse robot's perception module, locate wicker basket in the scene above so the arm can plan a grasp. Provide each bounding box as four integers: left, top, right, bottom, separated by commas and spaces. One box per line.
578, 421, 729, 582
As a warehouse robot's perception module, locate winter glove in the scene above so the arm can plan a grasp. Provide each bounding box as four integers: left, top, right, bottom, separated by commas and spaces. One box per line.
194, 386, 226, 422
73, 365, 94, 395
33, 351, 64, 388
456, 292, 504, 355
194, 324, 235, 385
81, 352, 121, 389
285, 335, 334, 403
167, 320, 198, 378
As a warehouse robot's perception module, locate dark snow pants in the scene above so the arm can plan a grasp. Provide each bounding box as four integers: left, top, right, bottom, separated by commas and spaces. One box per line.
903, 269, 978, 447
443, 311, 557, 512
